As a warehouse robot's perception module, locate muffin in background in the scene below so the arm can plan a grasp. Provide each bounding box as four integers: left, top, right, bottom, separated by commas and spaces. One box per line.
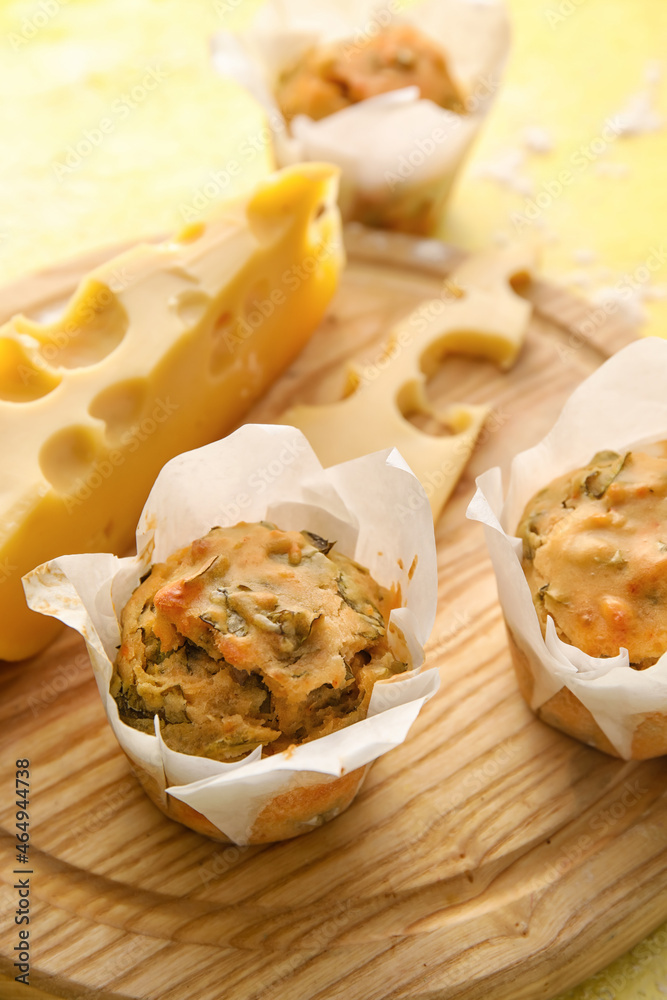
276, 24, 463, 123
212, 0, 509, 234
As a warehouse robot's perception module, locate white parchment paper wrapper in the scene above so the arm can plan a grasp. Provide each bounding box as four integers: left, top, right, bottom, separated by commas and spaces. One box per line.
212, 0, 509, 233
24, 425, 439, 843
467, 338, 667, 759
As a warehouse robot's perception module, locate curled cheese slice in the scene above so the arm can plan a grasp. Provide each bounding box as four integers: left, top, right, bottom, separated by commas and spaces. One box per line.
282, 242, 536, 521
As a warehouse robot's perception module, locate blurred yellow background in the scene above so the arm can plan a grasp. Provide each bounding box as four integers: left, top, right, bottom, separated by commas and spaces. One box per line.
447, 0, 667, 341
1, 0, 666, 996
1, 0, 666, 339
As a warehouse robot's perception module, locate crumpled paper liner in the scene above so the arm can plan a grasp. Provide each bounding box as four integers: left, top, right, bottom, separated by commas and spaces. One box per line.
24, 424, 439, 843
467, 338, 667, 761
211, 0, 509, 234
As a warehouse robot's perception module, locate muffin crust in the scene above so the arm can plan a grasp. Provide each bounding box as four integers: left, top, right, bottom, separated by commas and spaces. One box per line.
112, 522, 406, 760
517, 449, 667, 668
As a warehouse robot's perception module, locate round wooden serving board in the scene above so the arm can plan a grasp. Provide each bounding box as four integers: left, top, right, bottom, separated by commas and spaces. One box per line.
1, 229, 666, 1000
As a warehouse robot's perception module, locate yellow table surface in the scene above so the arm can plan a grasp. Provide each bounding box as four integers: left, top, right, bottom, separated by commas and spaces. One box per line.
1, 0, 666, 996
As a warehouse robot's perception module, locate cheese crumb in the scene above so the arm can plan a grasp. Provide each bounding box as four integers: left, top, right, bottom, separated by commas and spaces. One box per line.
473, 147, 534, 196
612, 63, 665, 137
522, 126, 554, 155
572, 248, 597, 266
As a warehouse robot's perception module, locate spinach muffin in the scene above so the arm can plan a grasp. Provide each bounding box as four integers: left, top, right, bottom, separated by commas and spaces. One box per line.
517, 448, 667, 669
112, 521, 407, 761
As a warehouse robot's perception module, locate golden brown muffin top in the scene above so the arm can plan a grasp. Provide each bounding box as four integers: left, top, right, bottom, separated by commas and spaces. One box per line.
112, 522, 406, 760
517, 449, 667, 668
275, 23, 462, 124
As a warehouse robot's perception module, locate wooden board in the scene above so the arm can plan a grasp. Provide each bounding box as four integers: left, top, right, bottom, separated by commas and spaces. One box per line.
1, 231, 666, 1000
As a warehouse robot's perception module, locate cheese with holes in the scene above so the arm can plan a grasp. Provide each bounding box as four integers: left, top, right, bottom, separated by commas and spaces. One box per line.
1, 163, 342, 661
282, 243, 535, 521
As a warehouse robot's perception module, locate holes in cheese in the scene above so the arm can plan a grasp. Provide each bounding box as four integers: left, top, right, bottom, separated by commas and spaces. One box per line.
16, 279, 129, 370
308, 202, 333, 246
0, 337, 62, 402
244, 279, 272, 323
88, 378, 148, 442
419, 328, 518, 376
39, 425, 101, 493
209, 311, 236, 376
177, 222, 206, 244
395, 376, 478, 439
171, 290, 210, 326
395, 379, 432, 425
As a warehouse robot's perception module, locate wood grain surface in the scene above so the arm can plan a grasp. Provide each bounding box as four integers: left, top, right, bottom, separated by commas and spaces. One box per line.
1, 231, 666, 1000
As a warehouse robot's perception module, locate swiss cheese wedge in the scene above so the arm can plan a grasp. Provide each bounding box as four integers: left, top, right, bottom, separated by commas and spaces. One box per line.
1, 163, 342, 660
